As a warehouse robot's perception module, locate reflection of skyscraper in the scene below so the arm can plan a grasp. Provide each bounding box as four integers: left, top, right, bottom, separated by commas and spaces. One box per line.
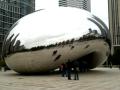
59, 0, 91, 12
108, 0, 120, 47
0, 0, 35, 56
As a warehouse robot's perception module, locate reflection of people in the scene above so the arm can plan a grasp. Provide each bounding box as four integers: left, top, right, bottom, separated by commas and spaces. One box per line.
73, 60, 79, 80
66, 60, 72, 80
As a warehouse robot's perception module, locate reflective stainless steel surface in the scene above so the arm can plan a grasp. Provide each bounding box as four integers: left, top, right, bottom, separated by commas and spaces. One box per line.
2, 7, 111, 74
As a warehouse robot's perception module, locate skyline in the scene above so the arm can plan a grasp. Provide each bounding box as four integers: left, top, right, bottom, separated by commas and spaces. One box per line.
35, 0, 108, 26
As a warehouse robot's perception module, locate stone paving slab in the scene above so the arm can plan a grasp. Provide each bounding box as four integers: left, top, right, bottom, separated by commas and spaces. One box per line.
0, 67, 120, 90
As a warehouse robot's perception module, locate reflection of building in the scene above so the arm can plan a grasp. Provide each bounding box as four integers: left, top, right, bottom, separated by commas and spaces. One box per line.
0, 0, 35, 56
59, 0, 91, 12
108, 0, 120, 47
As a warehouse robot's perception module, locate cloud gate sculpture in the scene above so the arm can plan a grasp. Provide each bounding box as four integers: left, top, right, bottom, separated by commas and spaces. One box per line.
2, 7, 111, 74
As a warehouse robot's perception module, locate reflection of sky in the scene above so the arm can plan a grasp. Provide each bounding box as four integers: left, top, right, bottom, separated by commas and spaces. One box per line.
7, 7, 101, 49
35, 0, 108, 27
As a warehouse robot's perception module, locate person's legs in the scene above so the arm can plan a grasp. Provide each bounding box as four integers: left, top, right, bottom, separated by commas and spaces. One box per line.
67, 69, 71, 80
75, 73, 77, 80
74, 72, 79, 80
74, 70, 78, 80
62, 70, 65, 77
76, 72, 79, 80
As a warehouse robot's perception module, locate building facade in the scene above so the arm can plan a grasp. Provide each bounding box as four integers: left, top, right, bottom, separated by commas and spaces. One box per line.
0, 0, 35, 56
108, 0, 120, 47
59, 0, 91, 12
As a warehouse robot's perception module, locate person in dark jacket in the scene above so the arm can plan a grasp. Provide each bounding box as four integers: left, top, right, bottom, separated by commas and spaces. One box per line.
73, 60, 79, 80
66, 60, 72, 80
61, 63, 67, 77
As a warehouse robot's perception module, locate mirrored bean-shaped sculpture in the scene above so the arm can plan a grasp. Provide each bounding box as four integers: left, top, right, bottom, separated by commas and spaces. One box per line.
2, 7, 111, 74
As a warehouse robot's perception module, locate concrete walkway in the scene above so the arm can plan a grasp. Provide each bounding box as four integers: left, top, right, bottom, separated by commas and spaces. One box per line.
0, 67, 120, 90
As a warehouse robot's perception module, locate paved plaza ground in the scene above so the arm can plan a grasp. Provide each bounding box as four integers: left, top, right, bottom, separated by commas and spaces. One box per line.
0, 67, 120, 90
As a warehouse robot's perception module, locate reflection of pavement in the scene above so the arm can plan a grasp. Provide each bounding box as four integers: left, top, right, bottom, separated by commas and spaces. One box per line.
0, 67, 120, 90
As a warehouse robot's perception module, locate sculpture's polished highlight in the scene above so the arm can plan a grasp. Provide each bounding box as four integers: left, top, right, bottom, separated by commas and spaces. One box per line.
2, 7, 111, 73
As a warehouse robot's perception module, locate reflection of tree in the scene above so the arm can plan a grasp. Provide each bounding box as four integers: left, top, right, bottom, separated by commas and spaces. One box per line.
2, 33, 26, 57
88, 18, 106, 38
14, 40, 21, 52
3, 34, 14, 56
2, 27, 108, 57
79, 28, 104, 41
85, 28, 100, 37
87, 16, 111, 48
26, 31, 106, 51
9, 33, 19, 54
88, 28, 92, 33
30, 46, 45, 51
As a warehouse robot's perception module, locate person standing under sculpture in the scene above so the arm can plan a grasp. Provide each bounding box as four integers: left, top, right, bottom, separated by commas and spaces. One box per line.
73, 60, 79, 80
61, 63, 67, 77
108, 55, 113, 68
66, 60, 72, 80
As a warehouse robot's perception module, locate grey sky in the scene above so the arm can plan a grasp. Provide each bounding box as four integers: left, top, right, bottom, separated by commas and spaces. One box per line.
91, 0, 108, 26
35, 0, 108, 26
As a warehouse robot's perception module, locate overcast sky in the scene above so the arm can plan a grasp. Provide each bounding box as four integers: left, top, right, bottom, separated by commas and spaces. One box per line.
91, 0, 108, 26
35, 0, 108, 26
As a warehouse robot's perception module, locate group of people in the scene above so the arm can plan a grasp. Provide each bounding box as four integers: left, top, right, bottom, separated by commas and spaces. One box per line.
60, 60, 89, 80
